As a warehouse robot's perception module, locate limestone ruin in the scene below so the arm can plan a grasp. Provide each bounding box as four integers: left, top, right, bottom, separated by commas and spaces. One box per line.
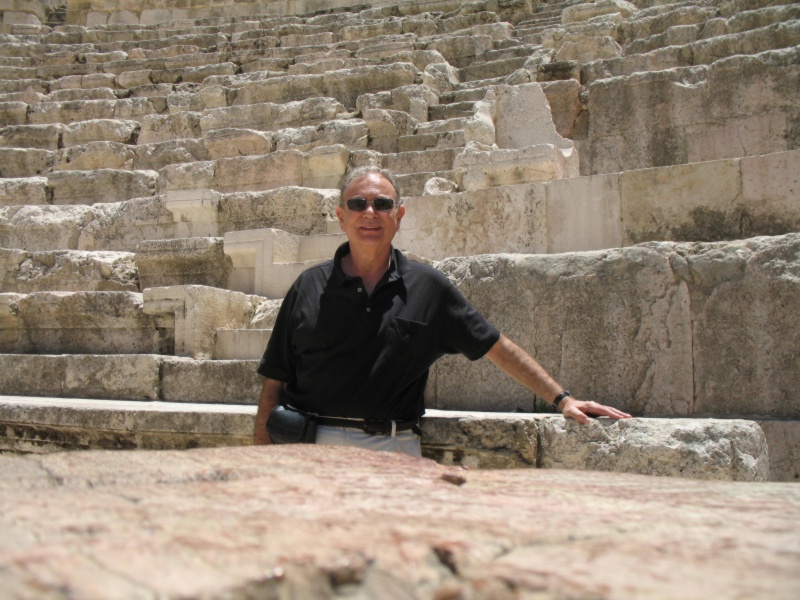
1, 0, 799, 597
0, 0, 798, 482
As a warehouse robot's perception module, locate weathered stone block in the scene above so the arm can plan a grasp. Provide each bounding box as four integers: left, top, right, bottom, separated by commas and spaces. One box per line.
48, 87, 117, 103
57, 141, 136, 171
143, 285, 262, 359
161, 358, 262, 404
232, 73, 325, 106
213, 328, 271, 360
0, 148, 56, 178
13, 291, 166, 355
563, 0, 638, 24
546, 173, 623, 253
756, 419, 800, 482
0, 354, 161, 400
0, 397, 255, 452
27, 99, 116, 125
584, 47, 800, 175
422, 409, 539, 469
661, 234, 800, 419
138, 112, 202, 145
218, 187, 339, 236
167, 85, 228, 113
740, 150, 800, 236
398, 184, 547, 259
0, 204, 95, 251
321, 63, 419, 109
455, 143, 578, 191
133, 138, 209, 171
0, 249, 138, 293
0, 442, 796, 598
135, 237, 232, 290
48, 169, 158, 204
78, 196, 175, 253
433, 249, 693, 415
0, 176, 49, 207
273, 119, 368, 152
204, 128, 274, 159
0, 100, 29, 125
61, 118, 140, 147
620, 159, 743, 245
199, 97, 344, 133
540, 416, 769, 481
224, 228, 344, 297
0, 124, 63, 150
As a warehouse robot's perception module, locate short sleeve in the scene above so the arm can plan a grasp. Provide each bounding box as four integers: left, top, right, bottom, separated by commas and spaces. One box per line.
256, 284, 298, 382
437, 281, 500, 361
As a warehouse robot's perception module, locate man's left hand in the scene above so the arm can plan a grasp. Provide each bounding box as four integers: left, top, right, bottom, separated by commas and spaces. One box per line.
559, 398, 632, 424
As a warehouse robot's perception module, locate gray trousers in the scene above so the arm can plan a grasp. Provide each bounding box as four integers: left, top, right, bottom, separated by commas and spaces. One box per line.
315, 425, 422, 458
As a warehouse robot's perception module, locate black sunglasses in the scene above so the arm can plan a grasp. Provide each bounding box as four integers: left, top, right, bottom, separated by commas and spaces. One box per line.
342, 196, 397, 212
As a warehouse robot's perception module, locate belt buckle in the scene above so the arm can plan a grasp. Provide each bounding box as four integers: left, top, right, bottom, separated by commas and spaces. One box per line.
363, 419, 390, 436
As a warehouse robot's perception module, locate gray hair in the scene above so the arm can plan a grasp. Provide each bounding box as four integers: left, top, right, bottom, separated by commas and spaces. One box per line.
339, 166, 402, 205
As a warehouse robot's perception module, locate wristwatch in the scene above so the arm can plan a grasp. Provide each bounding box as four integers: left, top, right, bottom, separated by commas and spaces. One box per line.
553, 390, 572, 410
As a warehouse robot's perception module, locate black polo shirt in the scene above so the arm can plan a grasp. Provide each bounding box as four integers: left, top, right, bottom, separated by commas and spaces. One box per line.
257, 243, 500, 420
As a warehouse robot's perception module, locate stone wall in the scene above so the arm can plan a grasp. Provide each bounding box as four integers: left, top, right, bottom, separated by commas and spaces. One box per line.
432, 233, 800, 421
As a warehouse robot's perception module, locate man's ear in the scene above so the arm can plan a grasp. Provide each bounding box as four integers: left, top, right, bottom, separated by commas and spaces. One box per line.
336, 205, 345, 229
396, 205, 406, 230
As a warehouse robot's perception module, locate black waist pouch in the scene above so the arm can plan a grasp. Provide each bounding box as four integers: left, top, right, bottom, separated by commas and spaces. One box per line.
266, 405, 317, 444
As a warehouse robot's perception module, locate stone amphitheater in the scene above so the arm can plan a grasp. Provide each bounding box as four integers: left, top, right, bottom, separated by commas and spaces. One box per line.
0, 0, 798, 481
1, 0, 799, 597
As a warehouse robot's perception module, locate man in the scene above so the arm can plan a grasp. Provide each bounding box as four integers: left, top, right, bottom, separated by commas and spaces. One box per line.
254, 167, 631, 456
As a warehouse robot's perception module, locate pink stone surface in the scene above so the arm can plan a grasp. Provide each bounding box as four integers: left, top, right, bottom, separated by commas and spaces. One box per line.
1, 445, 798, 599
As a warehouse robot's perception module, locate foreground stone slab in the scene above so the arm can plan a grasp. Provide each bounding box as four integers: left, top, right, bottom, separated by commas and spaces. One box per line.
0, 445, 797, 599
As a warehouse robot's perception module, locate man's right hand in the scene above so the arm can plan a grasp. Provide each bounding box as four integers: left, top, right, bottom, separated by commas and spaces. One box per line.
253, 377, 283, 445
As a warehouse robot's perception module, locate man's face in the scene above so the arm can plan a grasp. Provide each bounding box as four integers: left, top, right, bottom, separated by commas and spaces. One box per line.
337, 173, 405, 249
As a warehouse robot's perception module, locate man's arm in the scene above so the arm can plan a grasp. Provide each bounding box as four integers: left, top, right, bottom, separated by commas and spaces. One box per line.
254, 377, 284, 445
485, 334, 632, 424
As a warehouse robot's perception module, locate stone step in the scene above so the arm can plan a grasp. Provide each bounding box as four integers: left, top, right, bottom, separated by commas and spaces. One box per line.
3, 148, 796, 258
395, 170, 456, 196
458, 55, 530, 83
29, 231, 788, 427
214, 328, 272, 360
223, 228, 346, 297
582, 20, 800, 86
581, 47, 800, 175
622, 3, 799, 56
0, 356, 260, 403
1, 394, 788, 481
353, 147, 459, 176
0, 185, 338, 253
0, 290, 169, 355
0, 120, 367, 175
397, 151, 800, 258
0, 248, 138, 293
426, 100, 477, 121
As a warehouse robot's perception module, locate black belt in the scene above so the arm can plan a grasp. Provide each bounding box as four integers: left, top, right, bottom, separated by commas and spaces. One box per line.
315, 416, 421, 436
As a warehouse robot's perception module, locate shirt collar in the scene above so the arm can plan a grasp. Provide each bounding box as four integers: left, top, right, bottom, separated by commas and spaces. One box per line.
331, 242, 411, 287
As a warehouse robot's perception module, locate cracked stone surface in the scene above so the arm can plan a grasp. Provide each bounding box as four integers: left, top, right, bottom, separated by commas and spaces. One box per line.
1, 445, 798, 599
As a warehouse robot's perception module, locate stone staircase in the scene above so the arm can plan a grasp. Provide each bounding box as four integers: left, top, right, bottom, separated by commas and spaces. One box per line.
0, 0, 798, 481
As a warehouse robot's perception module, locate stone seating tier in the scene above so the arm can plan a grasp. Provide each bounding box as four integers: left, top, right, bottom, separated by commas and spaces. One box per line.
2, 149, 795, 255
1, 232, 797, 423
0, 395, 777, 481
